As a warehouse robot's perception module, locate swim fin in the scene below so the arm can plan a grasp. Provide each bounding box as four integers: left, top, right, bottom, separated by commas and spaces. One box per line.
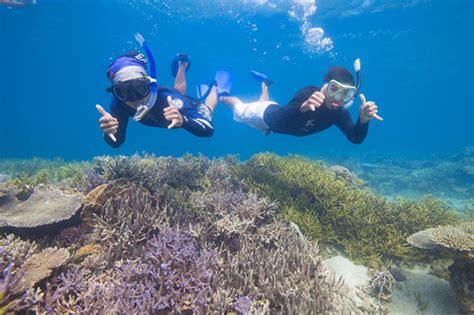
196, 79, 218, 100
250, 70, 273, 86
171, 53, 192, 77
215, 70, 232, 96
196, 83, 210, 100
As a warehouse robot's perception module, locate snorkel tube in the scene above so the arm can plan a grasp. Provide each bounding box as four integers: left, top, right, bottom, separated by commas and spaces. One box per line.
132, 32, 158, 121
341, 58, 362, 110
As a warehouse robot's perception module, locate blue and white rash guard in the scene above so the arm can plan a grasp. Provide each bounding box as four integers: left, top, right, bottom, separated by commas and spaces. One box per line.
104, 86, 214, 148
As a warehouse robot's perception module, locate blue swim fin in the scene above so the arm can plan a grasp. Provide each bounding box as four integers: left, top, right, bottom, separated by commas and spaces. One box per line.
196, 79, 218, 100
171, 53, 192, 77
215, 70, 232, 96
250, 70, 273, 86
196, 84, 210, 100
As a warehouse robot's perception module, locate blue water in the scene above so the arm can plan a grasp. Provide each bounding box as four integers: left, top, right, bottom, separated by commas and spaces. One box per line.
1, 0, 473, 160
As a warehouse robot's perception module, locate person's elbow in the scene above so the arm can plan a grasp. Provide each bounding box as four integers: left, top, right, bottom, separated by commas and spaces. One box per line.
348, 136, 365, 145
199, 128, 214, 138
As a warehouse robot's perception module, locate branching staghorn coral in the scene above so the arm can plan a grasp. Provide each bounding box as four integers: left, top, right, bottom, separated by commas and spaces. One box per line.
0, 235, 44, 314
236, 153, 461, 265
91, 180, 161, 263
45, 225, 217, 314
0, 234, 37, 271
100, 153, 213, 193
190, 189, 277, 252
0, 266, 44, 315
88, 155, 341, 314
209, 220, 342, 314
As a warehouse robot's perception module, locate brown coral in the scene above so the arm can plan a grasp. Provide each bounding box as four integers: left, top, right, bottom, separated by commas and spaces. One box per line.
75, 244, 102, 259
17, 248, 70, 293
431, 223, 474, 252
407, 222, 474, 253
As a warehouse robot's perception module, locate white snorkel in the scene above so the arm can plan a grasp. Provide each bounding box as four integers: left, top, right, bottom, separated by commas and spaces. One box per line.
341, 58, 362, 110
132, 33, 158, 121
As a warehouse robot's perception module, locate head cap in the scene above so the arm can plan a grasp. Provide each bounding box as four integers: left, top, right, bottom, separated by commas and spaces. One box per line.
106, 51, 148, 81
323, 66, 355, 86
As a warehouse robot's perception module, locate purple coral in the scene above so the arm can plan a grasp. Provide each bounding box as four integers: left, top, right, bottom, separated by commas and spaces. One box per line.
233, 295, 253, 314
144, 226, 216, 310
47, 225, 217, 314
0, 265, 39, 313
80, 169, 107, 193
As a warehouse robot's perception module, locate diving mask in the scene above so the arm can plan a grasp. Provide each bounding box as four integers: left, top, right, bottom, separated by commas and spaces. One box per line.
326, 80, 356, 105
325, 58, 362, 110
106, 77, 152, 102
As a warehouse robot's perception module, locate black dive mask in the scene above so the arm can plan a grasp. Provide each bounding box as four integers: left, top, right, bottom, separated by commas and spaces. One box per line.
106, 77, 150, 102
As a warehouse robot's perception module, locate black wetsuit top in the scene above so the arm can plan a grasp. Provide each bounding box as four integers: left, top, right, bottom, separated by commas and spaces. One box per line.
104, 86, 214, 148
263, 86, 369, 144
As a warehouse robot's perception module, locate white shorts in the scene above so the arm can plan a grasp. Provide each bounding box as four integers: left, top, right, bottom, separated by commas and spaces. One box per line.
232, 101, 277, 133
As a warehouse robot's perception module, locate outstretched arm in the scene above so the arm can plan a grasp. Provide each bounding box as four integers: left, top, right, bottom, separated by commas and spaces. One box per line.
335, 110, 369, 144
96, 100, 129, 148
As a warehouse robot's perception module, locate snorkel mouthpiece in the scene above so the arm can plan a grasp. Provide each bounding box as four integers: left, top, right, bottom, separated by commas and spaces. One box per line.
132, 32, 158, 121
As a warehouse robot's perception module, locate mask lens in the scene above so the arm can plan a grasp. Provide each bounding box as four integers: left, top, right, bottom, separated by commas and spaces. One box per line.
131, 79, 150, 98
327, 82, 338, 95
327, 81, 355, 104
112, 85, 128, 101
343, 89, 355, 102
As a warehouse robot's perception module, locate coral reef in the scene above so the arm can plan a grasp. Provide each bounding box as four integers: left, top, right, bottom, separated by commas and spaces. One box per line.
236, 153, 461, 265
408, 222, 474, 315
0, 157, 90, 183
0, 235, 44, 314
0, 234, 37, 270
448, 259, 474, 315
407, 222, 474, 253
0, 187, 83, 232
209, 220, 341, 314
89, 180, 161, 263
0, 153, 468, 314
327, 164, 366, 188
328, 146, 474, 209
17, 248, 70, 292
45, 225, 216, 314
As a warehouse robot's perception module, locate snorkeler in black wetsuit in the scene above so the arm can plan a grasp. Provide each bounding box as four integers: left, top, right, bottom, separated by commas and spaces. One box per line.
96, 36, 219, 148
221, 60, 383, 144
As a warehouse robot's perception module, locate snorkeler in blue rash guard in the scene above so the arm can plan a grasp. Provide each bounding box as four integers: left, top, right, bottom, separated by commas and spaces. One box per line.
220, 60, 383, 144
96, 50, 221, 148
